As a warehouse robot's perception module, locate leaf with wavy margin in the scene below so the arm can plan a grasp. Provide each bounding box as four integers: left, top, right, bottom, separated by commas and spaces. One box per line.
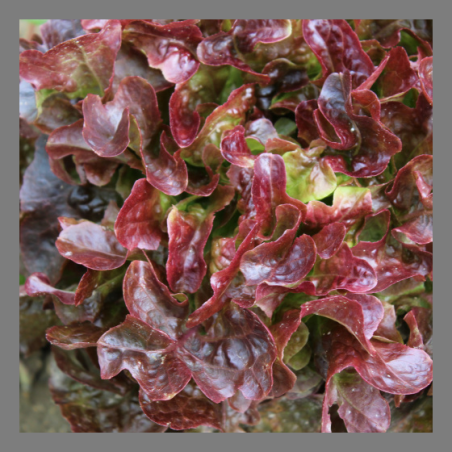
123, 20, 202, 84
302, 19, 375, 88
385, 155, 432, 245
352, 210, 433, 292
56, 218, 128, 271
114, 178, 171, 251
20, 20, 121, 98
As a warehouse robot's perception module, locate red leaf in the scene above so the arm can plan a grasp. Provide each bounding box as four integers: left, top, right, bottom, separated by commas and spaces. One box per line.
46, 323, 106, 349
352, 210, 433, 292
25, 272, 75, 305
20, 20, 121, 97
56, 218, 128, 271
419, 57, 433, 104
302, 19, 375, 89
123, 20, 202, 84
114, 178, 168, 251
167, 186, 235, 293
312, 222, 346, 259
139, 382, 222, 431
315, 72, 402, 177
252, 153, 306, 238
123, 260, 188, 339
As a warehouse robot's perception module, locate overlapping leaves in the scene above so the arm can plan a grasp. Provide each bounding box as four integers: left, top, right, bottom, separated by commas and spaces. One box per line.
20, 19, 433, 433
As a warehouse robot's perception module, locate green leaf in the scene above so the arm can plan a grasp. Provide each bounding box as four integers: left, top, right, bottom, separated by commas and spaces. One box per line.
283, 145, 337, 203
23, 19, 48, 25
274, 117, 297, 136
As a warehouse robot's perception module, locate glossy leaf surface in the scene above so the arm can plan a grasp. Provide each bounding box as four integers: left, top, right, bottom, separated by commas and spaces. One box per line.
20, 20, 121, 98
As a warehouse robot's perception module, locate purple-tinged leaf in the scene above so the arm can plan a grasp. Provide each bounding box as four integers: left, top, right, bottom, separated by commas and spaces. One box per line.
40, 20, 86, 50
404, 311, 424, 349
373, 301, 403, 344
380, 94, 432, 168
294, 99, 320, 147
232, 20, 292, 54
123, 261, 188, 339
254, 283, 293, 318
56, 218, 128, 271
312, 223, 346, 259
98, 315, 192, 400
99, 300, 276, 403
74, 267, 125, 307
81, 100, 127, 157
241, 206, 316, 287
386, 155, 432, 245
322, 369, 390, 433
419, 57, 432, 104
377, 47, 418, 99
261, 58, 309, 94
301, 295, 383, 353
112, 42, 173, 94
302, 19, 375, 88
355, 20, 432, 49
271, 83, 319, 114
315, 72, 402, 177
182, 303, 277, 402
197, 32, 271, 83
228, 390, 253, 414
186, 222, 259, 328
268, 309, 302, 397
82, 76, 162, 158
252, 153, 307, 237
142, 129, 189, 196
19, 20, 121, 98
51, 283, 127, 329
123, 20, 202, 84
226, 165, 255, 221
324, 324, 433, 395
352, 210, 433, 292
46, 323, 106, 349
46, 119, 123, 186
198, 20, 223, 37
245, 118, 279, 147
33, 92, 82, 134
24, 272, 75, 305
300, 242, 378, 295
403, 307, 432, 357
166, 186, 235, 294
114, 178, 170, 251
20, 136, 79, 282
139, 382, 222, 431
221, 125, 255, 168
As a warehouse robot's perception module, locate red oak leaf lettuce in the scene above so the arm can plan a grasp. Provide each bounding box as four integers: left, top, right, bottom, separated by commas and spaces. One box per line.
20, 18, 433, 434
